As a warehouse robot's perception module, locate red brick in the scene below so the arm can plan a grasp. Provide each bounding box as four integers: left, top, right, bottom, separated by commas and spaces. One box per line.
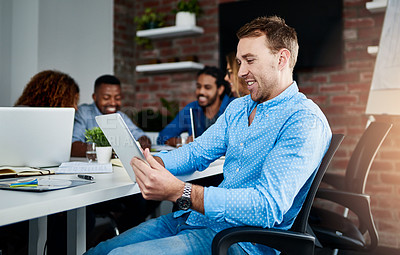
366, 184, 394, 195
381, 173, 400, 185
371, 160, 395, 172
343, 8, 357, 19
347, 82, 371, 92
343, 0, 366, 8
372, 208, 394, 220
380, 151, 400, 160
346, 59, 375, 70
330, 72, 359, 83
308, 95, 328, 105
175, 38, 194, 46
299, 85, 317, 95
320, 84, 347, 93
182, 45, 201, 54
344, 105, 366, 114
331, 95, 359, 105
344, 18, 375, 29
323, 105, 345, 115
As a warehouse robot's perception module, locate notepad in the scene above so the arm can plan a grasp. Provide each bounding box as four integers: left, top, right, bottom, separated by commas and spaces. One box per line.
0, 166, 55, 179
55, 162, 113, 174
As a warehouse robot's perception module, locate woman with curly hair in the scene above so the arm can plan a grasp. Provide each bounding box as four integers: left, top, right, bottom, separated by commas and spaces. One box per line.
1, 70, 80, 254
15, 70, 80, 109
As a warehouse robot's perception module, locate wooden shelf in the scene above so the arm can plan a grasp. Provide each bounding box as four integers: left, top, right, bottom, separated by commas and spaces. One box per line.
136, 61, 204, 73
136, 26, 204, 39
366, 0, 387, 13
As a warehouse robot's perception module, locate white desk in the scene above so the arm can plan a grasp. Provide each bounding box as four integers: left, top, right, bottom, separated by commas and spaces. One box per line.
0, 158, 224, 255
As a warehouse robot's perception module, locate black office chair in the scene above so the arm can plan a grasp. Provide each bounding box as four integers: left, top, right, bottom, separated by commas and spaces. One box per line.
310, 122, 392, 252
212, 134, 344, 255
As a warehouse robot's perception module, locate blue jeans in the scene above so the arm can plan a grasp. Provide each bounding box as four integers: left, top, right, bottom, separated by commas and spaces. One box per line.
84, 212, 247, 255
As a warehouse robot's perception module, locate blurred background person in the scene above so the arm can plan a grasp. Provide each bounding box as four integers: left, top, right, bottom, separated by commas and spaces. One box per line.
225, 51, 250, 98
1, 70, 81, 255
71, 74, 151, 157
157, 66, 234, 147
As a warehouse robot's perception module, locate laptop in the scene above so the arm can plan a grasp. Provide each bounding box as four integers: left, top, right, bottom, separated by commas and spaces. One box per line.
0, 107, 75, 167
96, 113, 146, 183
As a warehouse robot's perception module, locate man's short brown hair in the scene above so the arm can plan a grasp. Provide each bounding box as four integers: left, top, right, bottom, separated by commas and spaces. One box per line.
237, 16, 299, 69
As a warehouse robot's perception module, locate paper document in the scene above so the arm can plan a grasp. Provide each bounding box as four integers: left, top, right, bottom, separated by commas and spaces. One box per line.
0, 176, 93, 192
150, 144, 176, 152
55, 162, 113, 174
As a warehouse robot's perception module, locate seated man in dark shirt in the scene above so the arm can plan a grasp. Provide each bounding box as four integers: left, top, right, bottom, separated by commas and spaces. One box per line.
157, 66, 234, 147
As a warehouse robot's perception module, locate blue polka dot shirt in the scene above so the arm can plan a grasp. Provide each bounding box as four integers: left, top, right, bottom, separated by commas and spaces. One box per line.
157, 82, 332, 254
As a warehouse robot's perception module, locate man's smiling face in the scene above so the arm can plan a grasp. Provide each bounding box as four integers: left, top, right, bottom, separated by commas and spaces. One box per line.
93, 84, 121, 114
237, 35, 281, 103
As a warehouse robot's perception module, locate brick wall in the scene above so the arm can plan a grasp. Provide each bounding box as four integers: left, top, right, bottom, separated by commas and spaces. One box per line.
114, 0, 400, 248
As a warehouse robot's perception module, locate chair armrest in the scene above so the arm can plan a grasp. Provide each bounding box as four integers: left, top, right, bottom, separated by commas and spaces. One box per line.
321, 173, 345, 190
316, 188, 378, 250
211, 226, 315, 255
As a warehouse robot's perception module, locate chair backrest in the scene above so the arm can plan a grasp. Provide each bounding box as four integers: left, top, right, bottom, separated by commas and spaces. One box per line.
291, 134, 345, 233
345, 122, 392, 194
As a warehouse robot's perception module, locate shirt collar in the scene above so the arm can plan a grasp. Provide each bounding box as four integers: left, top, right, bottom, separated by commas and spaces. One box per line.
90, 102, 103, 115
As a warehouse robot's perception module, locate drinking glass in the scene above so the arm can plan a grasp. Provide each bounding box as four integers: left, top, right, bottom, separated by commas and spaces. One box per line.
86, 143, 97, 163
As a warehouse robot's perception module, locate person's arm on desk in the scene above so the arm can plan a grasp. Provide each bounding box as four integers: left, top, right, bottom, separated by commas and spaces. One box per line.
131, 149, 205, 214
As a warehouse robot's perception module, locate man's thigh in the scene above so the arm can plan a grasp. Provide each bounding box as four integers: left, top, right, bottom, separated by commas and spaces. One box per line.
108, 227, 215, 255
108, 227, 247, 255
85, 213, 180, 255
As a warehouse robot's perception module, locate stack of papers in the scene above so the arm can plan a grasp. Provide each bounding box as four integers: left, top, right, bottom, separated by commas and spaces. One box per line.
55, 162, 113, 174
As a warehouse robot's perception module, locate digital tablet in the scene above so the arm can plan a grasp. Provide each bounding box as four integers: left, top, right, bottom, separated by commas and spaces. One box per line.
96, 113, 146, 183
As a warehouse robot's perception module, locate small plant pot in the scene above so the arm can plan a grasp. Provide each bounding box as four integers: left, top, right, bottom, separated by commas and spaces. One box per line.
175, 11, 196, 27
96, 146, 112, 164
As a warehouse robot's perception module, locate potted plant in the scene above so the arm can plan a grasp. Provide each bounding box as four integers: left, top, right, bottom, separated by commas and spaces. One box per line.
85, 127, 112, 164
172, 0, 202, 27
134, 8, 166, 49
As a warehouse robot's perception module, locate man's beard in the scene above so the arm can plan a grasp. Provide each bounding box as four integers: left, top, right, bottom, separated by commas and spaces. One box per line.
197, 92, 219, 108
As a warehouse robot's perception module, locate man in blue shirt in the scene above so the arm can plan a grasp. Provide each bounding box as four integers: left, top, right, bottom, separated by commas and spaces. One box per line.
157, 66, 235, 147
85, 16, 331, 255
70, 75, 156, 234
71, 74, 151, 157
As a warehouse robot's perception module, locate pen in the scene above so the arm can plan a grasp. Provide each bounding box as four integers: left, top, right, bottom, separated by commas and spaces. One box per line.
77, 174, 94, 180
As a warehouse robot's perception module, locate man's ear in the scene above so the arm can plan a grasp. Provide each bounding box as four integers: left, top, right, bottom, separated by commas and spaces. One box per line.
278, 49, 291, 71
92, 93, 97, 102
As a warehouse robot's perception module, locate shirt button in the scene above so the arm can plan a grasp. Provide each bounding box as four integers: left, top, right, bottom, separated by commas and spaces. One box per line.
236, 168, 239, 172
240, 143, 244, 146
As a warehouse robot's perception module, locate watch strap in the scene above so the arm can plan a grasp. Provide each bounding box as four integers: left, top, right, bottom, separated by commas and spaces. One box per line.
182, 182, 192, 199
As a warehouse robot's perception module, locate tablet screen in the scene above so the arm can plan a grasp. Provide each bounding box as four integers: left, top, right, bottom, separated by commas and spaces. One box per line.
96, 113, 146, 183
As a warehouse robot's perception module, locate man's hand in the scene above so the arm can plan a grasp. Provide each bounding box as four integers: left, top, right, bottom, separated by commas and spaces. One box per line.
130, 148, 184, 202
186, 135, 194, 144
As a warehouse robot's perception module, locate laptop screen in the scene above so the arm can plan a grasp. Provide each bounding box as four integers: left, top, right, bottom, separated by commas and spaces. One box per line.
0, 107, 75, 167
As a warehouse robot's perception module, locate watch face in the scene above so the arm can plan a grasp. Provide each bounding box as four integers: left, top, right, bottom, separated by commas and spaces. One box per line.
177, 197, 191, 211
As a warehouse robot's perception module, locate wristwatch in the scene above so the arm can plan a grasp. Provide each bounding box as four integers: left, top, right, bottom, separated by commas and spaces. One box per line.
176, 182, 192, 211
